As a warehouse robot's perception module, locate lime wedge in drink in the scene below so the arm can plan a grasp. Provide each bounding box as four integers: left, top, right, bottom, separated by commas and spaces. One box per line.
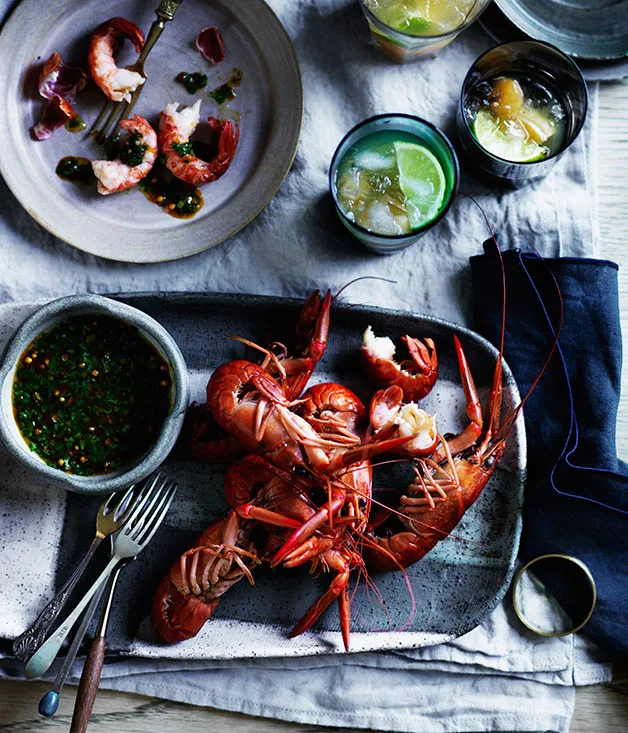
399, 16, 430, 34
393, 141, 447, 230
472, 109, 548, 163
366, 0, 478, 34
368, 0, 431, 34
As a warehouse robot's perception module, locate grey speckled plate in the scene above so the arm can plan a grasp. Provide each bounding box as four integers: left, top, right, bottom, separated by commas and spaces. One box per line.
495, 0, 628, 60
0, 0, 302, 263
52, 292, 525, 658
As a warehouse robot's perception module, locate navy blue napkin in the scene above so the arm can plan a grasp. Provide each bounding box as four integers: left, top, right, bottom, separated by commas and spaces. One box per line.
470, 246, 628, 661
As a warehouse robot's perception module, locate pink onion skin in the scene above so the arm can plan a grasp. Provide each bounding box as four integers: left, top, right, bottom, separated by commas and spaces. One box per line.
195, 27, 226, 64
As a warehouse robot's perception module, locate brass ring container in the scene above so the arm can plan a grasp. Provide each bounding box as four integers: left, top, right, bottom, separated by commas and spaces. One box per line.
512, 554, 597, 637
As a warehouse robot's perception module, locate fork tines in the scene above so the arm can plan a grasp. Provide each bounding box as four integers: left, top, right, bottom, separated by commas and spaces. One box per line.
122, 472, 177, 545
90, 91, 142, 146
89, 0, 185, 144
103, 483, 138, 521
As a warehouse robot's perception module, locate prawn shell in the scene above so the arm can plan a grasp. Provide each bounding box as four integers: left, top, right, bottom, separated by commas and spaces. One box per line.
32, 52, 89, 140
196, 27, 226, 64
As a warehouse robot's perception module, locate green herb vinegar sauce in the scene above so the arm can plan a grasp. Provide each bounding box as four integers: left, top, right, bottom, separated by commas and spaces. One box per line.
12, 316, 172, 475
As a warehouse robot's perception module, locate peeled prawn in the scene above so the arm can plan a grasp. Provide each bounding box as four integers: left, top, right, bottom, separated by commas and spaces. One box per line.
88, 17, 145, 103
91, 115, 157, 195
159, 100, 240, 185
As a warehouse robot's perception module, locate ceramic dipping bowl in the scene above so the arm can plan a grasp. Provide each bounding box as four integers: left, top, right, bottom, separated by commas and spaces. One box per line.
0, 294, 189, 494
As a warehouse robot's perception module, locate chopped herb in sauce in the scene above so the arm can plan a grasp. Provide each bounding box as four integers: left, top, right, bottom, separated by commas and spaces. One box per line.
139, 173, 203, 219
175, 71, 208, 94
210, 83, 235, 105
55, 156, 95, 185
105, 131, 147, 167
120, 130, 147, 166
209, 68, 243, 105
105, 134, 122, 161
65, 114, 86, 133
13, 316, 172, 476
230, 68, 243, 86
172, 141, 195, 158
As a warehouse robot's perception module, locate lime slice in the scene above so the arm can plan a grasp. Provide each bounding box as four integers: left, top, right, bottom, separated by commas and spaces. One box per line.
393, 141, 447, 230
399, 16, 430, 34
370, 0, 431, 34
472, 109, 548, 163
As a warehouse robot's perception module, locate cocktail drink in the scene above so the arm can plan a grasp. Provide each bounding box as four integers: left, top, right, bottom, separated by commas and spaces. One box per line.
457, 42, 588, 185
359, 0, 491, 62
330, 115, 459, 254
335, 131, 446, 236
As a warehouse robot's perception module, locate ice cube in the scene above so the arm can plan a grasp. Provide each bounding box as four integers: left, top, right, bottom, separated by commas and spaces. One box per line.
393, 212, 412, 234
354, 150, 394, 171
367, 203, 400, 235
338, 168, 360, 199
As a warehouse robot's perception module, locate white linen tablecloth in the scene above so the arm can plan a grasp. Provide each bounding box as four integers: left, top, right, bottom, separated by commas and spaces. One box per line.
0, 1, 611, 731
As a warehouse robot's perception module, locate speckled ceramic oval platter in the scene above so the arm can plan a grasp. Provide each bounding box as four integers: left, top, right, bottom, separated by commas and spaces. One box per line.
495, 0, 628, 60
0, 0, 302, 263
47, 293, 526, 658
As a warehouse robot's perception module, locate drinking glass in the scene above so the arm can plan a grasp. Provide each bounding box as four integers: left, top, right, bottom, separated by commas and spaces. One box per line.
456, 41, 588, 186
358, 0, 492, 62
512, 554, 596, 637
329, 114, 459, 255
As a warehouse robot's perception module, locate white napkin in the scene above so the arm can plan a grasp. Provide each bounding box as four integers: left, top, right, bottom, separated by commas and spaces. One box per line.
0, 1, 611, 731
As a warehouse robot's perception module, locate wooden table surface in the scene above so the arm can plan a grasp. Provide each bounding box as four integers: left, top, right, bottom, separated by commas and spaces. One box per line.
1, 83, 627, 733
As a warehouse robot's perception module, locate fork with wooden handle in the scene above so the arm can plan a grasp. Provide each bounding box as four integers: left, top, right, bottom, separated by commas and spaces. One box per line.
69, 561, 126, 733
91, 0, 184, 144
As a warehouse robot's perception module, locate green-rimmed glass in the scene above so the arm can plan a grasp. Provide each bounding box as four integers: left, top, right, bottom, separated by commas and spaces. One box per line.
329, 114, 459, 255
358, 0, 492, 62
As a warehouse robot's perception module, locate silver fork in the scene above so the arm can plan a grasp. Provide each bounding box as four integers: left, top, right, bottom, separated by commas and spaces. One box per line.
90, 0, 184, 144
25, 472, 177, 680
13, 485, 141, 661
